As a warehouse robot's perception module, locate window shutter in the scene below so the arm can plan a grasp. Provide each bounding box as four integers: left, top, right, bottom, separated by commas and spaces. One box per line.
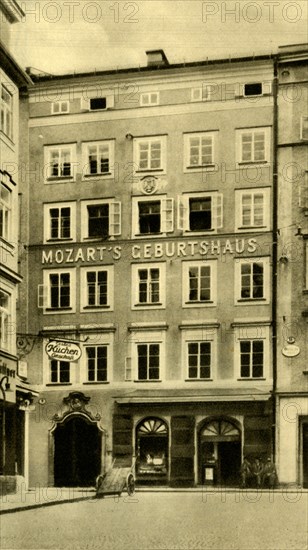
161, 198, 174, 233
38, 284, 47, 308
125, 357, 132, 381
109, 201, 121, 236
107, 95, 115, 109
80, 97, 89, 111
299, 184, 308, 210
212, 193, 223, 229
177, 196, 187, 231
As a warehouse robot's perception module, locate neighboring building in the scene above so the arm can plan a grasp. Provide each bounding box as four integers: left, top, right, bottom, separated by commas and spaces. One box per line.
276, 44, 308, 487
21, 49, 276, 488
0, 0, 34, 493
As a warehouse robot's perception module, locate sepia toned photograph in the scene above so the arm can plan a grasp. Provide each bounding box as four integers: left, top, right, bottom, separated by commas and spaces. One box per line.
0, 1, 308, 548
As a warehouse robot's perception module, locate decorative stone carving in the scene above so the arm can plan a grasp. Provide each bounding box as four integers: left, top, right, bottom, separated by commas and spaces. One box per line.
53, 391, 101, 423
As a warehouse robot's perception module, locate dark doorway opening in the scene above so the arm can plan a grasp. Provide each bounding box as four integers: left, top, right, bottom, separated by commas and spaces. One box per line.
218, 441, 242, 486
54, 416, 101, 487
303, 423, 308, 489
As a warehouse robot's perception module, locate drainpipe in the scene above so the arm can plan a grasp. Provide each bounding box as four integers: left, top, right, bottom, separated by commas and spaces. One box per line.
272, 57, 279, 462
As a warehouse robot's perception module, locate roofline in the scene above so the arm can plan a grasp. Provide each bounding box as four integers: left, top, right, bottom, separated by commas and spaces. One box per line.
0, 41, 33, 86
0, 0, 24, 22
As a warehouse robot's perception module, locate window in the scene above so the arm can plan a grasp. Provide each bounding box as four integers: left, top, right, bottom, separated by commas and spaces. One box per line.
0, 290, 10, 350
90, 97, 106, 110
240, 340, 264, 378
235, 258, 269, 303
187, 342, 211, 379
132, 197, 173, 236
86, 346, 108, 382
300, 116, 308, 140
140, 92, 159, 106
80, 95, 114, 111
51, 101, 69, 114
178, 193, 223, 232
237, 128, 270, 165
191, 85, 212, 102
182, 261, 217, 307
45, 144, 76, 180
132, 263, 166, 308
81, 199, 121, 239
235, 189, 270, 231
184, 133, 215, 171
137, 343, 160, 380
243, 83, 262, 96
39, 269, 76, 312
82, 141, 114, 177
1, 84, 13, 139
50, 360, 70, 383
134, 136, 166, 173
80, 266, 114, 310
0, 182, 11, 241
44, 203, 76, 242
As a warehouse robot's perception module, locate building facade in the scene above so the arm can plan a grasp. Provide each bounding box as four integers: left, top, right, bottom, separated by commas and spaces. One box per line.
21, 50, 277, 488
0, 0, 33, 492
276, 45, 308, 487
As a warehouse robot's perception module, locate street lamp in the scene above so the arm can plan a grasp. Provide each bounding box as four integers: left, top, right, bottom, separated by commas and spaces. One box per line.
0, 376, 10, 475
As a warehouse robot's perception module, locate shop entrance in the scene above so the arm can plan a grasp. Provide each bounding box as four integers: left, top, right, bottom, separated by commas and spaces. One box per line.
135, 418, 168, 484
199, 418, 241, 486
54, 416, 101, 487
302, 422, 308, 488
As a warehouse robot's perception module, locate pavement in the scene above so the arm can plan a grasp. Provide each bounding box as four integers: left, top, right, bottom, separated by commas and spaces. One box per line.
1, 483, 307, 514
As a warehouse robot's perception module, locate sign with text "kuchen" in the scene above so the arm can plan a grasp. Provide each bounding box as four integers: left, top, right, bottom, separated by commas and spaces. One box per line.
45, 341, 82, 362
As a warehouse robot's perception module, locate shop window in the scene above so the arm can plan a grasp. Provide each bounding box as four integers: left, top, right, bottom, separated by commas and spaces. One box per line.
81, 199, 121, 239
184, 132, 215, 171
1, 84, 13, 139
178, 193, 223, 232
140, 92, 159, 106
82, 140, 114, 177
51, 101, 69, 114
0, 182, 11, 241
236, 127, 270, 165
44, 203, 76, 242
132, 263, 166, 309
80, 266, 113, 310
132, 197, 173, 236
136, 418, 168, 480
187, 341, 211, 379
240, 340, 264, 378
235, 188, 270, 231
85, 346, 108, 382
50, 360, 70, 383
45, 144, 76, 181
182, 261, 216, 306
133, 136, 166, 173
235, 258, 270, 303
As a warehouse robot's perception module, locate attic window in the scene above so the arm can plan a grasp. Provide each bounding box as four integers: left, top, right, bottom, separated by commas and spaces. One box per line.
90, 97, 107, 110
244, 83, 263, 96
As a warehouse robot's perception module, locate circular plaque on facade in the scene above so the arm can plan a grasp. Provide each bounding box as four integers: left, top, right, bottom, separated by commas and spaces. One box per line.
140, 176, 158, 194
282, 344, 300, 358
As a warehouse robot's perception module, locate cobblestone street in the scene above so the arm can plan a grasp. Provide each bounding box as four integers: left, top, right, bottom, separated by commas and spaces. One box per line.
1, 490, 307, 550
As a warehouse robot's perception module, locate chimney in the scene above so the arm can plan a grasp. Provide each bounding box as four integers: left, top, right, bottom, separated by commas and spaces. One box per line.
146, 50, 169, 68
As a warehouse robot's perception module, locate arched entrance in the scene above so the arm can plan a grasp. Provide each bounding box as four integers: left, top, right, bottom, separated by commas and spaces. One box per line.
54, 415, 101, 487
135, 417, 168, 484
199, 418, 241, 486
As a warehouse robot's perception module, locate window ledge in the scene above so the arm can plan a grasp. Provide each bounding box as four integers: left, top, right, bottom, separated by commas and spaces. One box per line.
186, 164, 215, 170
135, 233, 163, 237
135, 169, 164, 173
83, 305, 110, 310
46, 238, 74, 243
183, 229, 215, 234
238, 161, 268, 166
134, 380, 162, 383
134, 303, 163, 307
185, 301, 213, 305
185, 378, 213, 382
237, 226, 267, 230
238, 298, 266, 302
46, 177, 74, 182
83, 173, 112, 178
45, 307, 73, 311
46, 383, 72, 386
83, 381, 109, 385
237, 378, 266, 381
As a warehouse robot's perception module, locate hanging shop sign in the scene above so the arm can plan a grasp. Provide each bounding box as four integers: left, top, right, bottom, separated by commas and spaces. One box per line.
45, 340, 82, 362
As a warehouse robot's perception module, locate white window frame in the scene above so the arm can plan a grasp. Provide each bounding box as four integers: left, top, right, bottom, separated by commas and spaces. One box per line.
241, 82, 272, 97
182, 260, 217, 308
51, 100, 69, 114
0, 182, 12, 242
132, 195, 174, 237
300, 116, 308, 141
133, 136, 167, 174
178, 192, 223, 233
80, 332, 114, 383
140, 92, 159, 106
80, 198, 121, 240
236, 127, 271, 166
49, 359, 71, 384
82, 140, 115, 178
235, 257, 270, 304
234, 326, 270, 380
80, 266, 114, 311
183, 132, 216, 172
43, 202, 76, 243
44, 143, 77, 182
191, 85, 212, 102
81, 95, 114, 111
0, 288, 11, 351
129, 330, 166, 382
131, 263, 166, 310
1, 83, 13, 140
84, 345, 109, 383
39, 268, 76, 313
181, 328, 216, 382
235, 188, 270, 232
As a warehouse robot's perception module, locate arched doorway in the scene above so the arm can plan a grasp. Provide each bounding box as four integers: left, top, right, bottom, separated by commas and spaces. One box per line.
199, 418, 241, 486
54, 415, 102, 487
135, 417, 168, 484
